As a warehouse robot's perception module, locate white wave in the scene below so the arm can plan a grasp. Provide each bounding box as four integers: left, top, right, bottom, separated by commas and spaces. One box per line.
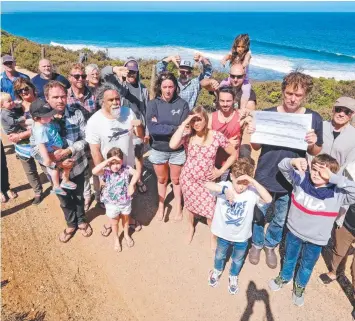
50, 41, 355, 80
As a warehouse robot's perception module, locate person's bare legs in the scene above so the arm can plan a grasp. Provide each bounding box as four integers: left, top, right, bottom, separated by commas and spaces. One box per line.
207, 218, 217, 251
48, 168, 60, 189
122, 214, 134, 247
153, 163, 169, 221
111, 217, 121, 252
170, 163, 183, 221
186, 209, 195, 244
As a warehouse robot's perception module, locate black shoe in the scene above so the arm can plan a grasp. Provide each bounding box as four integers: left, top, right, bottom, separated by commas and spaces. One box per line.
32, 194, 43, 205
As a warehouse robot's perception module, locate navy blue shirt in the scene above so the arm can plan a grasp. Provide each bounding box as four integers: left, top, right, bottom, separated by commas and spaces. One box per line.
146, 96, 189, 152
31, 73, 70, 100
254, 107, 323, 194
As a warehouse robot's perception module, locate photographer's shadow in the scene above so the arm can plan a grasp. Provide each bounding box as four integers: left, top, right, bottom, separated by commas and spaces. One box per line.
240, 281, 275, 321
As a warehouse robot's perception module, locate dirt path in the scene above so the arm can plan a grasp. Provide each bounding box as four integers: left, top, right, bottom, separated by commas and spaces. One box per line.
1, 68, 354, 321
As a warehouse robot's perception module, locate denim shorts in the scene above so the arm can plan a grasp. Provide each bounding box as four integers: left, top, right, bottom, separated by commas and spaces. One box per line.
148, 148, 186, 165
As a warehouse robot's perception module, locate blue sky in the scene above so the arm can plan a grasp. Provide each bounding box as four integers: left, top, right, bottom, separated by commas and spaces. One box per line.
2, 1, 355, 13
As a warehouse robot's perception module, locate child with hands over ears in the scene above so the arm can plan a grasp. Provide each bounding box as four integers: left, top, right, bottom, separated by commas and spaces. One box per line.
269, 154, 355, 307
205, 158, 272, 295
92, 147, 139, 253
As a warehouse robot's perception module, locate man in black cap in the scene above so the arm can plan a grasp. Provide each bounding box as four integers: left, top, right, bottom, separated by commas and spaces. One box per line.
0, 55, 29, 100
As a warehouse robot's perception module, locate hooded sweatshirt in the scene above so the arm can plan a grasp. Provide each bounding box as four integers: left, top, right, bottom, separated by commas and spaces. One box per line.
322, 121, 355, 174
146, 96, 189, 152
278, 158, 355, 246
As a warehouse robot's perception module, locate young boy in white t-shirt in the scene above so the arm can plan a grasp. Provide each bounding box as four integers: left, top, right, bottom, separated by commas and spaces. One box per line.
205, 158, 272, 294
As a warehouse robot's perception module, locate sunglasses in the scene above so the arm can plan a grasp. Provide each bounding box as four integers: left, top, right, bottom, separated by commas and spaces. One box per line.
180, 70, 192, 75
230, 73, 244, 80
71, 74, 87, 80
17, 86, 30, 94
3, 61, 13, 66
128, 71, 138, 76
334, 106, 353, 116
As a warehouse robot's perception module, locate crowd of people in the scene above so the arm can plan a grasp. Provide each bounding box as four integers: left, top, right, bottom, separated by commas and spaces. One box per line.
1, 33, 355, 315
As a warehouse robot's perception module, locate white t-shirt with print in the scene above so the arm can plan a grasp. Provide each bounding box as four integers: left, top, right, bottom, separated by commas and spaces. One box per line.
211, 181, 264, 243
85, 107, 136, 166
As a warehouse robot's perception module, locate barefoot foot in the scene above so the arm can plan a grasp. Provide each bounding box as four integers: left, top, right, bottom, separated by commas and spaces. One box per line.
156, 206, 164, 221
114, 238, 122, 252
173, 209, 183, 222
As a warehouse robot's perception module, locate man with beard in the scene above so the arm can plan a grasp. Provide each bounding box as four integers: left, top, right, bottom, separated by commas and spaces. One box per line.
31, 59, 70, 100
101, 58, 149, 193
156, 53, 213, 110
85, 84, 144, 235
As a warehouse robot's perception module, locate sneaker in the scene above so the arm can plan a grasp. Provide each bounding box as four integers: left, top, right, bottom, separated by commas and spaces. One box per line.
208, 269, 222, 287
51, 187, 67, 196
292, 284, 305, 306
228, 275, 239, 295
32, 194, 43, 206
60, 181, 77, 190
249, 245, 262, 265
264, 247, 277, 269
268, 275, 291, 291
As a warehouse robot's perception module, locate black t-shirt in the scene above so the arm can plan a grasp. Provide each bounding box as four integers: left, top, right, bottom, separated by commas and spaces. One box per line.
254, 107, 324, 194
344, 204, 355, 234
333, 131, 341, 140
234, 88, 257, 109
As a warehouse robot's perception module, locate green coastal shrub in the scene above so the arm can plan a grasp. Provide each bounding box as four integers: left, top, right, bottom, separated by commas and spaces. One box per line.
1, 29, 354, 120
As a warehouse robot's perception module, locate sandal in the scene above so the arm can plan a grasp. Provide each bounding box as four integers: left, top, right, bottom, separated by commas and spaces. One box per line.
1, 193, 8, 203
137, 181, 148, 193
58, 228, 76, 243
125, 237, 134, 248
101, 224, 112, 237
129, 220, 142, 232
78, 223, 93, 237
318, 273, 338, 285
7, 190, 18, 200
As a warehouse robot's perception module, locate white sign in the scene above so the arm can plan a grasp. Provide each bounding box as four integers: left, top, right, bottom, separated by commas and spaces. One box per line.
251, 111, 312, 150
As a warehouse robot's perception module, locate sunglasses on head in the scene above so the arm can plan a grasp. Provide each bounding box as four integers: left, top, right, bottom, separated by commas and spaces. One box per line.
71, 74, 87, 80
17, 86, 30, 94
3, 61, 13, 66
229, 73, 244, 80
334, 106, 353, 116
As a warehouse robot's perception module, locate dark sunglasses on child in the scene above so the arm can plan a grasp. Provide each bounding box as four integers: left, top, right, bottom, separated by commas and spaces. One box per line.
71, 74, 87, 80
230, 73, 244, 80
334, 106, 353, 116
16, 86, 30, 94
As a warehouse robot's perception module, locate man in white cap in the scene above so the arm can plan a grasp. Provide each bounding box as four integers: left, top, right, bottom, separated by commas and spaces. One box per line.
321, 96, 355, 173
0, 55, 29, 100
156, 53, 213, 110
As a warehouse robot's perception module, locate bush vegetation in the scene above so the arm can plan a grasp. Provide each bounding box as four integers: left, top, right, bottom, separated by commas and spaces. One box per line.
2, 30, 354, 120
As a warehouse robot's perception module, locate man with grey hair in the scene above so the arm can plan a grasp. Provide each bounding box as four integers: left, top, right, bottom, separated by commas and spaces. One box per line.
86, 84, 144, 235
31, 58, 70, 100
85, 63, 101, 96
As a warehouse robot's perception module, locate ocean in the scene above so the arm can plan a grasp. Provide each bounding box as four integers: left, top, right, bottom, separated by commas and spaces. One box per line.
2, 12, 355, 81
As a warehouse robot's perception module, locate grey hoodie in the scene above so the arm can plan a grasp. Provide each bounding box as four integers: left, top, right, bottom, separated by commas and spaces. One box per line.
322, 120, 355, 174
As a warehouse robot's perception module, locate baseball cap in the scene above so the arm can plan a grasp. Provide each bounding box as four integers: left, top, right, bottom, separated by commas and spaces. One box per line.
2, 55, 15, 64
334, 96, 355, 112
30, 99, 58, 118
179, 60, 193, 69
124, 59, 139, 72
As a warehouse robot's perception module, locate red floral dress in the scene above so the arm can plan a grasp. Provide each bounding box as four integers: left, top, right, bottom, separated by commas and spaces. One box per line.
180, 131, 229, 219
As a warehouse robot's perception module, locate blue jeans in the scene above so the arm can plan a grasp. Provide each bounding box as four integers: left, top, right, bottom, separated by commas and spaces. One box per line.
214, 237, 248, 276
280, 231, 322, 288
252, 192, 290, 249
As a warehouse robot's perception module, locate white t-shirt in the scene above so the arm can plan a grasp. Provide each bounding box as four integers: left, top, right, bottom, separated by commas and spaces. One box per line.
211, 181, 264, 243
86, 107, 136, 166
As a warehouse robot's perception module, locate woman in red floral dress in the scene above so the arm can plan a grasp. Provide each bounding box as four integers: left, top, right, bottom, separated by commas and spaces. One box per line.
170, 106, 237, 248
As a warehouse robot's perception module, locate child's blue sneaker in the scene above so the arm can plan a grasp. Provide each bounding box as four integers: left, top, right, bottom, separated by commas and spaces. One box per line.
60, 181, 77, 190
228, 275, 239, 295
51, 187, 67, 196
208, 269, 222, 287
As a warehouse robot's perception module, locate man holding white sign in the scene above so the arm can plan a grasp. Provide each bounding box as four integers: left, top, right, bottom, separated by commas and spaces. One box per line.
248, 72, 323, 269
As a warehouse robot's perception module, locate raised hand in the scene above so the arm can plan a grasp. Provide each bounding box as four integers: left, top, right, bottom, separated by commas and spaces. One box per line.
291, 158, 308, 173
